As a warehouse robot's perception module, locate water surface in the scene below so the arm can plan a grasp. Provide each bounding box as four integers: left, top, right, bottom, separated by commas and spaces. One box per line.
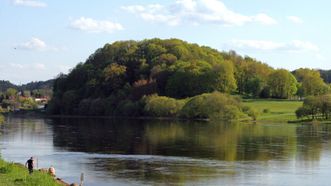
1, 117, 331, 185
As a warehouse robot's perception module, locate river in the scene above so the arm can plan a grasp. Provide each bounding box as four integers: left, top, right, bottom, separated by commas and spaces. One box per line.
1, 116, 331, 185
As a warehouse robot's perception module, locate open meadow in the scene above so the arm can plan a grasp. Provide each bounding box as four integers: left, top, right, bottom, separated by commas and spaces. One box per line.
243, 99, 303, 122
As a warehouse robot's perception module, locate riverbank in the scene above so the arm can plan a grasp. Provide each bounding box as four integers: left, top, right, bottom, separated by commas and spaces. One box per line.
4, 109, 210, 121
0, 158, 66, 186
3, 99, 303, 123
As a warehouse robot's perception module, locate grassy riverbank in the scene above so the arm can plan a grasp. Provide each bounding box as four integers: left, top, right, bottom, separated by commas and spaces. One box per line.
0, 159, 61, 186
243, 99, 303, 122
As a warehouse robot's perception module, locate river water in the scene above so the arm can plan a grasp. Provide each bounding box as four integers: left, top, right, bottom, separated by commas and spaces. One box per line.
1, 116, 331, 185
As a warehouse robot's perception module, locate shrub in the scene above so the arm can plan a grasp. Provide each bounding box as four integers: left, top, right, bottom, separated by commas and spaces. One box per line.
242, 106, 260, 121
263, 108, 270, 113
295, 106, 311, 119
143, 95, 186, 117
116, 99, 142, 117
89, 98, 106, 115
180, 92, 243, 120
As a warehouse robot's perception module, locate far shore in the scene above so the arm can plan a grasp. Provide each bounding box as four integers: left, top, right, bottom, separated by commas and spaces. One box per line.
4, 110, 210, 122
2, 99, 308, 123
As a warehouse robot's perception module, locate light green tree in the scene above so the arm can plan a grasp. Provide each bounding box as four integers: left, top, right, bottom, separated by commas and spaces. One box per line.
268, 69, 298, 98
6, 88, 17, 98
294, 68, 329, 96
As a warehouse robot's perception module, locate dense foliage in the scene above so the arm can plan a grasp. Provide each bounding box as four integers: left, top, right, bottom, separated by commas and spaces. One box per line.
294, 68, 329, 97
180, 92, 244, 120
47, 38, 330, 119
296, 94, 331, 120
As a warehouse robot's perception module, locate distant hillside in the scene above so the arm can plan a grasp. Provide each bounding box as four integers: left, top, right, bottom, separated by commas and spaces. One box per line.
0, 79, 54, 92
20, 79, 54, 91
0, 80, 18, 92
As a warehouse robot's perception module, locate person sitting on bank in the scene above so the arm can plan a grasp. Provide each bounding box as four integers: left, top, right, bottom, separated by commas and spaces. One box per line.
25, 157, 34, 174
49, 165, 56, 177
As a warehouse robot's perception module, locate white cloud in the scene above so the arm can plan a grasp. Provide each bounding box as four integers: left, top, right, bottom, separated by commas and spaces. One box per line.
70, 17, 124, 33
287, 16, 303, 24
121, 4, 180, 26
289, 40, 319, 52
15, 38, 64, 51
33, 63, 46, 70
122, 0, 276, 26
231, 39, 319, 52
12, 0, 46, 8
9, 63, 24, 69
16, 37, 47, 50
253, 13, 277, 25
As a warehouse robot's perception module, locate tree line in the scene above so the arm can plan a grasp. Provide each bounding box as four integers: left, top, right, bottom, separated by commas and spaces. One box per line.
47, 38, 330, 119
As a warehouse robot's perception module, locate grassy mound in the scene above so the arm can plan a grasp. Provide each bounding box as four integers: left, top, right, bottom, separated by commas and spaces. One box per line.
0, 159, 60, 186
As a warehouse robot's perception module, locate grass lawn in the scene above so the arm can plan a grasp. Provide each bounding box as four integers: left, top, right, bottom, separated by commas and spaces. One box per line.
243, 99, 303, 122
0, 159, 61, 186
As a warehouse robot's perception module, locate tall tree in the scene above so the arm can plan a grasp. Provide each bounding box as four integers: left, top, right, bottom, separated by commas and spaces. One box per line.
294, 68, 329, 96
268, 69, 298, 99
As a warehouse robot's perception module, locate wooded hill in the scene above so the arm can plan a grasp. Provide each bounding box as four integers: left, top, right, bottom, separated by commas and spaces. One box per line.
0, 80, 54, 92
47, 38, 330, 119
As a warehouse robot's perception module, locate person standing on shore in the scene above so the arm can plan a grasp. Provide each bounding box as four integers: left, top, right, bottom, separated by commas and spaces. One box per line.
25, 157, 34, 174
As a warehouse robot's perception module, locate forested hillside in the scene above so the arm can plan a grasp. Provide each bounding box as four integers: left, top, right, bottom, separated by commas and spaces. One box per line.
47, 38, 330, 119
0, 80, 17, 92
0, 79, 54, 92
20, 79, 54, 91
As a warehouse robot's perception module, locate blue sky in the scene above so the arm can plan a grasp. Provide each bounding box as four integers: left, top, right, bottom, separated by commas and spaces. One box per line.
0, 0, 330, 84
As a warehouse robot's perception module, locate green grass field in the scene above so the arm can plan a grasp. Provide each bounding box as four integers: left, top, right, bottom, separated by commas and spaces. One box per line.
0, 159, 60, 186
243, 99, 303, 122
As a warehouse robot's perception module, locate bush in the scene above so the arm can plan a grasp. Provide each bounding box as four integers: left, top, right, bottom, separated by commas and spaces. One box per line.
242, 106, 260, 121
180, 92, 243, 120
143, 95, 186, 117
295, 106, 311, 119
116, 99, 143, 117
263, 108, 270, 113
295, 94, 331, 120
89, 98, 106, 115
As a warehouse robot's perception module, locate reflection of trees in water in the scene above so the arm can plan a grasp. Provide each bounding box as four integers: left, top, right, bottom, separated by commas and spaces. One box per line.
143, 121, 299, 161
295, 123, 331, 161
51, 118, 147, 154
50, 118, 331, 184
89, 157, 235, 185
50, 118, 331, 162
1, 117, 52, 142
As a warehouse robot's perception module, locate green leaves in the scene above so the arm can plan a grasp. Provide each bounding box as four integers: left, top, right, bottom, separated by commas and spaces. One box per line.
267, 69, 298, 99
